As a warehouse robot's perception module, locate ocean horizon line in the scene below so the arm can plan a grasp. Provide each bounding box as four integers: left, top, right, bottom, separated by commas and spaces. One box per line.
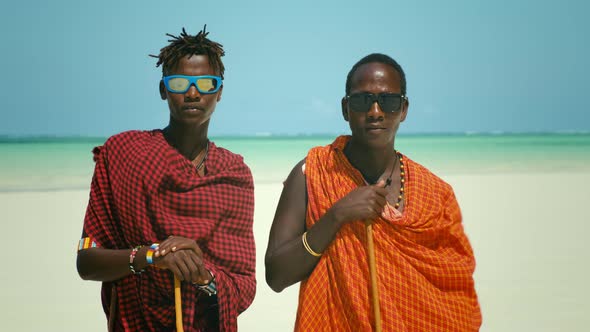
1, 130, 589, 143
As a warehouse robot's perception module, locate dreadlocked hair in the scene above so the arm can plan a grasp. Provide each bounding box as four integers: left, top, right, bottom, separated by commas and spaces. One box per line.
150, 25, 225, 79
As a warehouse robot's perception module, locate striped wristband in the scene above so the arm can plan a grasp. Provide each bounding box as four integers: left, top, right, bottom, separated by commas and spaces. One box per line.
77, 237, 97, 251
146, 243, 159, 265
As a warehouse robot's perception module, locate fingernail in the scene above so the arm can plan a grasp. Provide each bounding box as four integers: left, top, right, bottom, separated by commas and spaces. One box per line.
203, 280, 209, 284
172, 246, 177, 251
162, 249, 166, 254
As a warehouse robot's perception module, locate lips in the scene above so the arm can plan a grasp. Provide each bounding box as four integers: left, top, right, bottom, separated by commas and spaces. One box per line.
182, 104, 204, 112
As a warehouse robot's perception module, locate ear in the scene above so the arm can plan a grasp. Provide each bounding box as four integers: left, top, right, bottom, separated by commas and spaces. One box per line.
400, 97, 409, 122
216, 85, 223, 102
159, 80, 167, 100
341, 97, 349, 121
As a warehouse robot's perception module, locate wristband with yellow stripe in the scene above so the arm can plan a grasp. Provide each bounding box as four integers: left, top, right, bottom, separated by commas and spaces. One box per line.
78, 237, 97, 251
146, 243, 159, 265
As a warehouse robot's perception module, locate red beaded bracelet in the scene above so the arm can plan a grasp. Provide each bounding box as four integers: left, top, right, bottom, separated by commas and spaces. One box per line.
129, 246, 144, 274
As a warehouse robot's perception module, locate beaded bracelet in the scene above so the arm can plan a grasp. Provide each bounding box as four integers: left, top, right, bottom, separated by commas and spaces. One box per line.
302, 232, 322, 257
129, 246, 144, 274
194, 271, 217, 296
146, 243, 159, 265
77, 237, 97, 251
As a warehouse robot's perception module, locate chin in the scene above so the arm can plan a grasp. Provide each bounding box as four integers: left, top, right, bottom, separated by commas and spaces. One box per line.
172, 113, 211, 125
353, 131, 394, 148
367, 139, 393, 150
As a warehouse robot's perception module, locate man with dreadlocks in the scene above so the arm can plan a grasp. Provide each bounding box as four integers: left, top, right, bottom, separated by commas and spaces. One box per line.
76, 26, 256, 331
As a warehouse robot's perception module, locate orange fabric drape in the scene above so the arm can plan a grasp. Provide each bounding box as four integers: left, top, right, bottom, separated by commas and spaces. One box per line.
295, 136, 481, 331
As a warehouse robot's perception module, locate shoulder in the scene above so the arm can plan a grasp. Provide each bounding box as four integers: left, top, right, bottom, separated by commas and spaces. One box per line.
210, 143, 254, 186
307, 142, 332, 155
406, 156, 454, 198
212, 144, 249, 170
305, 135, 348, 165
93, 130, 156, 162
213, 144, 245, 163
104, 130, 154, 149
309, 136, 348, 156
286, 158, 307, 184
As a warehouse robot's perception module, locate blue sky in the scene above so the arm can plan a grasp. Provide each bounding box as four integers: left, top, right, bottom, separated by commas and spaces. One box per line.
1, 0, 588, 136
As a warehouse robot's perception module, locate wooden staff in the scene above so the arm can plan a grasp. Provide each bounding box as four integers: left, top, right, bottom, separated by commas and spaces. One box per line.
365, 221, 382, 332
174, 276, 184, 332
108, 285, 117, 332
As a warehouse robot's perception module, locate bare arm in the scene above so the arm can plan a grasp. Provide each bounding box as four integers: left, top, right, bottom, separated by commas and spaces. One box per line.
264, 159, 388, 292
77, 237, 210, 283
264, 159, 341, 292
77, 247, 148, 282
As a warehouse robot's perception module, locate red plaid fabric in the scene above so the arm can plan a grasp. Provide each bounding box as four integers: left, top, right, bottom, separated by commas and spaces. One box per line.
82, 130, 256, 332
295, 136, 481, 331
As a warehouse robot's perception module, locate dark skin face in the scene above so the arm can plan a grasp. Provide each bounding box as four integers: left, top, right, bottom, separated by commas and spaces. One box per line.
159, 54, 223, 128
341, 62, 409, 150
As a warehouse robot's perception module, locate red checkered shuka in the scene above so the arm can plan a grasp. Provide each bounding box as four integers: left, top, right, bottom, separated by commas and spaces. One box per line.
82, 130, 256, 332
295, 136, 481, 331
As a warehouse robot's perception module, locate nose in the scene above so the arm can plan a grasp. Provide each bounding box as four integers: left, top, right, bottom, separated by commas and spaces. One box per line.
367, 101, 384, 120
185, 84, 201, 100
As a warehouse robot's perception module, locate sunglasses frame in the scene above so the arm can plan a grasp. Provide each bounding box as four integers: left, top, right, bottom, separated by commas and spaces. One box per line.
345, 92, 407, 113
162, 75, 223, 94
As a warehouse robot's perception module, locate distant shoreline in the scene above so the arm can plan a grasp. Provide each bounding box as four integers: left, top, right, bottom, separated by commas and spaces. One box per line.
1, 131, 589, 143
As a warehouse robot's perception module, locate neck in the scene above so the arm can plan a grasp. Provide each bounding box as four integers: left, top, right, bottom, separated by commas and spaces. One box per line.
165, 118, 209, 160
345, 138, 397, 183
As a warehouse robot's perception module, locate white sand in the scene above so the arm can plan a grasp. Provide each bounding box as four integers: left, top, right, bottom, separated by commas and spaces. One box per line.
1, 172, 589, 331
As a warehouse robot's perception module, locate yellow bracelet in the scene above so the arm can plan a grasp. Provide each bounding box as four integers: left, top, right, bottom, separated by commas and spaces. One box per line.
302, 232, 322, 257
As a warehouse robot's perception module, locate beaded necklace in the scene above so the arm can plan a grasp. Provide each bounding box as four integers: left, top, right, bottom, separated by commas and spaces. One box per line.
394, 152, 405, 209
384, 151, 405, 209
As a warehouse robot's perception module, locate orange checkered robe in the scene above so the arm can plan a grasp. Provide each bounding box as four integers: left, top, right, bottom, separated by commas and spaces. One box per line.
295, 136, 481, 331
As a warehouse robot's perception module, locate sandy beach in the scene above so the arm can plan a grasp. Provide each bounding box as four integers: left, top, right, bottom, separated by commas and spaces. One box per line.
1, 172, 589, 331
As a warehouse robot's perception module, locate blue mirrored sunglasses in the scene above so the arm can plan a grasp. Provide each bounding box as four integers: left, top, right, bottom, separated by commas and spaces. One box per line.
162, 75, 223, 94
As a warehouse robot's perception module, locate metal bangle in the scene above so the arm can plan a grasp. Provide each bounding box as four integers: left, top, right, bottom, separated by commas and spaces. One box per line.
302, 232, 322, 257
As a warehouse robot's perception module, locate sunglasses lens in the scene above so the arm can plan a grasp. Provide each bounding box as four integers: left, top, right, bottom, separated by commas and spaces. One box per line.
379, 94, 402, 112
348, 93, 403, 112
348, 94, 372, 112
167, 77, 190, 92
196, 78, 219, 93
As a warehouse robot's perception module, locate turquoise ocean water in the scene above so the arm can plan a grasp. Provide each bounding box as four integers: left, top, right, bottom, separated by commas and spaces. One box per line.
0, 134, 589, 192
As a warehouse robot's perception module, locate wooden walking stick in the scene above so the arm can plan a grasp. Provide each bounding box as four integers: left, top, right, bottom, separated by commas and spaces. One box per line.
365, 221, 382, 332
174, 276, 184, 332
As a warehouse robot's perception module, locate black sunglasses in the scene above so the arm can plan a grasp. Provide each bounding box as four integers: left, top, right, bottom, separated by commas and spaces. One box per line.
346, 92, 406, 113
